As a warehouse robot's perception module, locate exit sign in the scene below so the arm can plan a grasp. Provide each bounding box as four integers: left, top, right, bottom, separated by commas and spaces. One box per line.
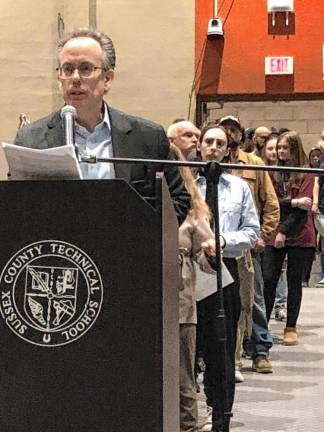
265, 56, 294, 75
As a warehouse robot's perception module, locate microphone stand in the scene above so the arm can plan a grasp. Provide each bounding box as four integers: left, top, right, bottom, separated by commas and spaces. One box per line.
203, 161, 231, 432
80, 154, 324, 175
80, 154, 323, 432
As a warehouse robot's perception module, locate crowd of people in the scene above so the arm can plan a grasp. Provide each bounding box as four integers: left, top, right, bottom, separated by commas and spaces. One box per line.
168, 117, 324, 431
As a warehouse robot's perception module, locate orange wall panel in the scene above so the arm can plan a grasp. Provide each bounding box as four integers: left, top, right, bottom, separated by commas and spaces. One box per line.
196, 0, 324, 96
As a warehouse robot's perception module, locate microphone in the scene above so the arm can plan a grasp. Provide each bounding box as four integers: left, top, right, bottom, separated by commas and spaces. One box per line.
60, 105, 78, 159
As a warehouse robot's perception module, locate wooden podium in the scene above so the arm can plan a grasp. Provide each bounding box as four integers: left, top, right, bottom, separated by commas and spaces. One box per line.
0, 178, 179, 432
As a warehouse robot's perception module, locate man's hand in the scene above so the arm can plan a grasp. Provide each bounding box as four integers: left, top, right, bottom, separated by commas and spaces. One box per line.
274, 232, 286, 249
253, 238, 266, 252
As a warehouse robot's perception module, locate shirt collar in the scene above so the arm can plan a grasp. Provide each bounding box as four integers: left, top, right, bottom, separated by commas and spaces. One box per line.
195, 174, 206, 186
196, 172, 229, 187
220, 172, 231, 186
102, 102, 111, 130
237, 148, 249, 164
75, 102, 111, 136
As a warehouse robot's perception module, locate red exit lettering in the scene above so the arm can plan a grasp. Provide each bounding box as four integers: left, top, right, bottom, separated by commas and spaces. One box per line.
270, 58, 289, 74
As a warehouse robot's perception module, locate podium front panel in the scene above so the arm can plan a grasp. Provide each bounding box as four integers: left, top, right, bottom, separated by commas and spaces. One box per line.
0, 180, 178, 432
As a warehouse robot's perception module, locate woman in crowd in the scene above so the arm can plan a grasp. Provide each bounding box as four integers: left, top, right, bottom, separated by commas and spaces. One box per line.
262, 131, 315, 345
172, 143, 217, 432
311, 145, 324, 285
260, 133, 278, 166
309, 146, 321, 170
260, 134, 288, 321
300, 147, 322, 286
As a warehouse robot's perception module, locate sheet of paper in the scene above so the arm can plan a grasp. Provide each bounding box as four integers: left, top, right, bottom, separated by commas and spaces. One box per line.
1, 143, 82, 180
195, 260, 234, 301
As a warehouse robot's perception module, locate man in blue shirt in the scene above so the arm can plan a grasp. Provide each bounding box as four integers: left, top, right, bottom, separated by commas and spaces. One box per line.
196, 124, 259, 432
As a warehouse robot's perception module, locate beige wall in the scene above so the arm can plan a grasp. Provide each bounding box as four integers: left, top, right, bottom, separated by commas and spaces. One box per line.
0, 0, 195, 177
0, 0, 92, 144
97, 0, 195, 127
205, 100, 324, 155
0, 0, 90, 176
0, 0, 195, 137
1, 0, 56, 143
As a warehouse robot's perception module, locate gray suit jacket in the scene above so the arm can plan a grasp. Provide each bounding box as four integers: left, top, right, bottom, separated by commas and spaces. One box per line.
14, 106, 190, 223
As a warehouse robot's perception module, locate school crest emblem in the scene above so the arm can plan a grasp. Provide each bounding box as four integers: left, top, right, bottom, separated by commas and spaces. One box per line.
0, 240, 103, 347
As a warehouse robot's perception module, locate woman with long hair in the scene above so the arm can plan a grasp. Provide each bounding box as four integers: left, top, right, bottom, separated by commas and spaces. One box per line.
262, 131, 315, 345
171, 143, 216, 432
260, 134, 288, 321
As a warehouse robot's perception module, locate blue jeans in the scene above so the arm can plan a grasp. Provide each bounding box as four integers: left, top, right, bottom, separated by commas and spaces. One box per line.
274, 269, 287, 310
244, 252, 273, 358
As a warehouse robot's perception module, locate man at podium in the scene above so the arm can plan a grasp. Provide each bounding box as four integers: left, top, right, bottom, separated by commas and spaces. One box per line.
14, 27, 190, 223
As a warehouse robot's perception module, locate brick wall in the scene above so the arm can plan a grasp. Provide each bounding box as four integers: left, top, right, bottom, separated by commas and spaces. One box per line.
205, 100, 324, 154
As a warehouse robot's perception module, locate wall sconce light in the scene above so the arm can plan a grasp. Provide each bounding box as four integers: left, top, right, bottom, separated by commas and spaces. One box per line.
267, 0, 294, 26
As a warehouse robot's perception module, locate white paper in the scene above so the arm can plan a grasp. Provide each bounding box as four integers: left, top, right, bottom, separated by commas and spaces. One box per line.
1, 142, 82, 180
195, 261, 234, 301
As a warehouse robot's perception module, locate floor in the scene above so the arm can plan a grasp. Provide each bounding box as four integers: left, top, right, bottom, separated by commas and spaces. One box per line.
197, 286, 324, 431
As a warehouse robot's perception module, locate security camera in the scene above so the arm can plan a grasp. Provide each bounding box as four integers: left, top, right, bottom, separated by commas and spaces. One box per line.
207, 18, 224, 38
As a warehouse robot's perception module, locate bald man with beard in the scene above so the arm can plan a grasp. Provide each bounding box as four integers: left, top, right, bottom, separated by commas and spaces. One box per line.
253, 126, 271, 157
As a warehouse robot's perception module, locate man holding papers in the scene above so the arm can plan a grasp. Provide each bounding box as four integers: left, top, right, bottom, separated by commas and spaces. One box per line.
14, 28, 190, 223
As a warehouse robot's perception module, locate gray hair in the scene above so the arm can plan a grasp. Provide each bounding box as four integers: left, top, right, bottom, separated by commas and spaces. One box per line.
57, 27, 116, 70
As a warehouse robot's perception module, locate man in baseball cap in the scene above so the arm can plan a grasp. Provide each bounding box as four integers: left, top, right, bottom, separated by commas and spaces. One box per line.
218, 116, 244, 151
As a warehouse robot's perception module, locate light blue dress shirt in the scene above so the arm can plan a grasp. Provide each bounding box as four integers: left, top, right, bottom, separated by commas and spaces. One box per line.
75, 104, 115, 179
197, 172, 260, 258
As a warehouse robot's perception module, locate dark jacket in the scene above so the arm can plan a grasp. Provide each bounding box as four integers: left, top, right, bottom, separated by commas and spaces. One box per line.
14, 106, 190, 224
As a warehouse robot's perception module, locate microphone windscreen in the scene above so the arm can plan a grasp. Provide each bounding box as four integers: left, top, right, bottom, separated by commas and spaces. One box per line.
61, 105, 77, 119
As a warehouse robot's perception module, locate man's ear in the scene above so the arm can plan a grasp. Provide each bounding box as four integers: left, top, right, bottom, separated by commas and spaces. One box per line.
104, 70, 114, 94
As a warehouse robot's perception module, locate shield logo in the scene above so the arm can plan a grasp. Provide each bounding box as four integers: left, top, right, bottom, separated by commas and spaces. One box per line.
24, 265, 78, 331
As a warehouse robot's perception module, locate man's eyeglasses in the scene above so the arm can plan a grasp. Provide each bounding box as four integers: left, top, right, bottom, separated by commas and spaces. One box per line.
56, 62, 105, 79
